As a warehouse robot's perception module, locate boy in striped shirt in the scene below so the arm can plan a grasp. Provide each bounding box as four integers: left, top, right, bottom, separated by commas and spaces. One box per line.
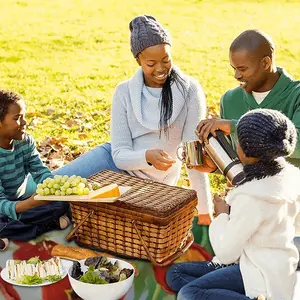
0, 90, 70, 250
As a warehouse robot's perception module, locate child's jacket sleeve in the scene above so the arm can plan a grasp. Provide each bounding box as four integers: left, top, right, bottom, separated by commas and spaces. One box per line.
296, 196, 300, 236
209, 194, 264, 264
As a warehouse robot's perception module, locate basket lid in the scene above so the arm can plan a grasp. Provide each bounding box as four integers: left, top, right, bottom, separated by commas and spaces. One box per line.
88, 170, 197, 218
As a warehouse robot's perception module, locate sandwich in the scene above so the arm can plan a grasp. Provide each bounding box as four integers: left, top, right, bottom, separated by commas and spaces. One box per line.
6, 256, 63, 284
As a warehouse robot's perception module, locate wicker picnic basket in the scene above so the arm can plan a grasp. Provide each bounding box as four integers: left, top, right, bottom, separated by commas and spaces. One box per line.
66, 170, 197, 267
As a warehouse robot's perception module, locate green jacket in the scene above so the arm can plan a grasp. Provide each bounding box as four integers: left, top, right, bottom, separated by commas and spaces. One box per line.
221, 67, 300, 167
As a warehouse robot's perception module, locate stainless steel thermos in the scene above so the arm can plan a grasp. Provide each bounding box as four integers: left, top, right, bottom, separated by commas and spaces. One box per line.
204, 131, 245, 185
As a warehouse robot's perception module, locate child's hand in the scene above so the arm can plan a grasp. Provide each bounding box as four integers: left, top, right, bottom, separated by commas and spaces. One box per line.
31, 199, 49, 207
213, 194, 230, 217
27, 195, 49, 208
16, 195, 49, 213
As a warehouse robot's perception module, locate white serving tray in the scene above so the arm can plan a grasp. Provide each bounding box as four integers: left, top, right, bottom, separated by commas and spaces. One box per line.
34, 186, 131, 203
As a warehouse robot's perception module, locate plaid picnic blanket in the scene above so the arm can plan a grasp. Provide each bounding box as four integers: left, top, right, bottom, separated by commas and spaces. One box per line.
0, 219, 213, 300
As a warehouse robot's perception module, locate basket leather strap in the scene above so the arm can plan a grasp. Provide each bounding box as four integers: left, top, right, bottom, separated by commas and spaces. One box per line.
66, 210, 94, 242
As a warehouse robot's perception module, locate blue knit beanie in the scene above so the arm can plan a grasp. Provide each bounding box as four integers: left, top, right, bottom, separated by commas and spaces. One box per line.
129, 15, 171, 58
237, 109, 297, 160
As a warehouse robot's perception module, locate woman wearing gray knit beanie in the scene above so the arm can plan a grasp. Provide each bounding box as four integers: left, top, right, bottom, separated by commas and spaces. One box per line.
167, 108, 300, 300
51, 15, 213, 225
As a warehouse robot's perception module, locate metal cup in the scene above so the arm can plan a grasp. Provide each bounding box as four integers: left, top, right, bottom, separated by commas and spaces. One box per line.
177, 140, 203, 167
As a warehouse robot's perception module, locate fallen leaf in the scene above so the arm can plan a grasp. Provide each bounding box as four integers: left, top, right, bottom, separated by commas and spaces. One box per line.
40, 137, 68, 147
37, 135, 87, 170
52, 137, 68, 144
28, 116, 39, 128
47, 149, 68, 170
91, 111, 107, 117
50, 143, 64, 151
26, 112, 41, 117
82, 122, 92, 130
49, 158, 65, 170
74, 112, 84, 118
61, 124, 70, 130
47, 108, 55, 115
72, 140, 88, 146
79, 133, 88, 139
65, 120, 76, 127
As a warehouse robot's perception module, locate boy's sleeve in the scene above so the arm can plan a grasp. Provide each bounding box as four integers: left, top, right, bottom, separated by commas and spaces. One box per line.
0, 180, 18, 220
26, 135, 53, 184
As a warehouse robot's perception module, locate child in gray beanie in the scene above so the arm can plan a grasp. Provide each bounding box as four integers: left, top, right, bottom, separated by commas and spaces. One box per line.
237, 108, 297, 182
167, 108, 300, 300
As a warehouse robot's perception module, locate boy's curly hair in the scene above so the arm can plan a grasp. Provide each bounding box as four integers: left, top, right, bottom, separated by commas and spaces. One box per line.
0, 90, 22, 121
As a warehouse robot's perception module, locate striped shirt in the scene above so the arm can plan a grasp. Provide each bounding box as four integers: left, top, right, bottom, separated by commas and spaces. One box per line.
0, 134, 52, 220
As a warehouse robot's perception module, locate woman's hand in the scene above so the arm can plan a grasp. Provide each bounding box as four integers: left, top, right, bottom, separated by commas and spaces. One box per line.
196, 118, 231, 144
213, 194, 230, 217
146, 149, 176, 171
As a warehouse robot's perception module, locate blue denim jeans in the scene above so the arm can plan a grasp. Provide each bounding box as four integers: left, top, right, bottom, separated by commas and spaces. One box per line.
53, 142, 125, 177
166, 261, 254, 300
0, 201, 70, 241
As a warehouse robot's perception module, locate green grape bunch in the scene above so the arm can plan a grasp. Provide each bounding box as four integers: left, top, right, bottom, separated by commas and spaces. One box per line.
36, 175, 90, 196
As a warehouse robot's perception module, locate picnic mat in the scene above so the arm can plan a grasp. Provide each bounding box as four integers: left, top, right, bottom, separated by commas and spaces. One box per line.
0, 218, 213, 300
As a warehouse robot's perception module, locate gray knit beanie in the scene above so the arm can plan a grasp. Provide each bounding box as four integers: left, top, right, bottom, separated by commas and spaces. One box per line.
129, 15, 171, 58
237, 109, 297, 160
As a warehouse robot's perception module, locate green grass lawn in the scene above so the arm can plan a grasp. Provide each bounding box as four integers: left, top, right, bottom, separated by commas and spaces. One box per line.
1, 0, 300, 189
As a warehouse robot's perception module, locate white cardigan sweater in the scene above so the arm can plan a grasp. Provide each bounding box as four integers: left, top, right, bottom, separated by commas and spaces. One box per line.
110, 67, 212, 214
209, 163, 300, 300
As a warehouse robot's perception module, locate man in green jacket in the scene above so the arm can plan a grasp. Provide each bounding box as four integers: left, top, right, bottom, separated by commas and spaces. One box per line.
197, 29, 300, 170
196, 29, 300, 265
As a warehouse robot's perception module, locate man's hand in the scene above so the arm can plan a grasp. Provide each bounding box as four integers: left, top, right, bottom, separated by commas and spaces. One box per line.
146, 149, 176, 171
213, 194, 230, 217
15, 194, 49, 214
196, 118, 231, 144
